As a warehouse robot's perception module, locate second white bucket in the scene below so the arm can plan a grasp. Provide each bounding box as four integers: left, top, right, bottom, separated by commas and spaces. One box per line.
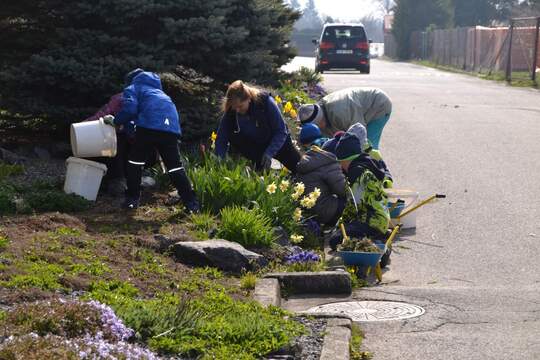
64, 157, 107, 201
386, 189, 419, 229
71, 118, 117, 158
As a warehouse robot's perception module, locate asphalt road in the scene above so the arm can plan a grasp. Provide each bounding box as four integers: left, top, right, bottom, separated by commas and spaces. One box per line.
287, 58, 540, 359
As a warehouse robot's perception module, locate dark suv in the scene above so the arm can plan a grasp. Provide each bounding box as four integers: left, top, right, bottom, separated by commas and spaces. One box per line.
313, 23, 371, 74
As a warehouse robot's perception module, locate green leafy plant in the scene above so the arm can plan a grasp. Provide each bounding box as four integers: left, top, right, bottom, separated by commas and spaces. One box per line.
0, 234, 9, 250
0, 162, 24, 180
187, 212, 218, 239
240, 273, 257, 290
218, 206, 276, 247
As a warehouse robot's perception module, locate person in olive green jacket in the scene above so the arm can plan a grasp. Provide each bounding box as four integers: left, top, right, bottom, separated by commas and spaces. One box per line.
297, 87, 392, 149
295, 144, 347, 226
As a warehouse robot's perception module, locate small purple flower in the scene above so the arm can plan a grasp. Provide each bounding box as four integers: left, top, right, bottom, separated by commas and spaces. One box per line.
285, 250, 320, 264
87, 300, 134, 341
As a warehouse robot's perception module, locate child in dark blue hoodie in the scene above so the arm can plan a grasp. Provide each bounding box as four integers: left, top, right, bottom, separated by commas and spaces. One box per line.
108, 69, 199, 211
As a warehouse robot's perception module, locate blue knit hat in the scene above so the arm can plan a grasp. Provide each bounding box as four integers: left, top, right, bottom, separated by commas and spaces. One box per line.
321, 131, 345, 154
335, 132, 362, 161
299, 123, 322, 145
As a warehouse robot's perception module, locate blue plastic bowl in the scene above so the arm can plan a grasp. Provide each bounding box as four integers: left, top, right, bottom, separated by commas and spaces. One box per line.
338, 243, 386, 267
388, 201, 405, 218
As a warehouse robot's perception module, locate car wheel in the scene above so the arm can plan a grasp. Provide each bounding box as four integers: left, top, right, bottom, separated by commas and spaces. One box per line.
360, 65, 370, 74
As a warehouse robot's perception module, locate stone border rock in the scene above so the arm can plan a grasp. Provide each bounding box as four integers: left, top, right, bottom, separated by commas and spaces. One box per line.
264, 271, 352, 295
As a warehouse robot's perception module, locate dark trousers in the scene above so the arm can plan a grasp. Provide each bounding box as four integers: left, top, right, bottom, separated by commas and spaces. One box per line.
126, 128, 196, 204
94, 133, 159, 182
271, 136, 302, 173
324, 196, 347, 227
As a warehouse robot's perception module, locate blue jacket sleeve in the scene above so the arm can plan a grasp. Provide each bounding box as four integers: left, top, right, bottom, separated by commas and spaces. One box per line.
114, 85, 138, 125
264, 97, 288, 158
215, 114, 230, 158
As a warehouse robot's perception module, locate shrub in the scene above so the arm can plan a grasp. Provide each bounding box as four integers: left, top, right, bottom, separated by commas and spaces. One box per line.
218, 206, 276, 248
0, 180, 91, 215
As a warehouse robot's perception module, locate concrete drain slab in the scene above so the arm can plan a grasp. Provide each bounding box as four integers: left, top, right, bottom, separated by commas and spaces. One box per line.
306, 301, 425, 322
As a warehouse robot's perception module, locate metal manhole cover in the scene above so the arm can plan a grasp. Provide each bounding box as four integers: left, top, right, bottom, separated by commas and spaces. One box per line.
306, 301, 425, 322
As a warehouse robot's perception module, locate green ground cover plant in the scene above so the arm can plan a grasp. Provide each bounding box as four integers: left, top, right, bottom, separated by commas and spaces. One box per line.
0, 180, 90, 215
87, 281, 304, 359
218, 206, 276, 247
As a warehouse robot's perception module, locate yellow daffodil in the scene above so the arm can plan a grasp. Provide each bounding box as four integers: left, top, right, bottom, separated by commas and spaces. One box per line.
266, 182, 277, 194
290, 234, 304, 244
289, 108, 298, 119
291, 182, 305, 200
210, 131, 217, 149
275, 95, 282, 104
284, 101, 293, 114
300, 196, 315, 209
310, 187, 321, 201
279, 180, 290, 192
293, 207, 302, 222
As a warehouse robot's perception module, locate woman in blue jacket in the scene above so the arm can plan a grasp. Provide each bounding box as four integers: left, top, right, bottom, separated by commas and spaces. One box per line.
108, 69, 199, 211
215, 81, 301, 172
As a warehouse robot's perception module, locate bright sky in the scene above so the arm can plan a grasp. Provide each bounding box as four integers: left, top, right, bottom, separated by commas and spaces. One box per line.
296, 0, 389, 20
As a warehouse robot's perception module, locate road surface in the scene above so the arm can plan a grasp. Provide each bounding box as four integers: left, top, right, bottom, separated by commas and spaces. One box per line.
286, 58, 540, 360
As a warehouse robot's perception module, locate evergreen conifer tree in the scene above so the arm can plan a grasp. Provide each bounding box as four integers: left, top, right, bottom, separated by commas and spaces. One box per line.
0, 0, 299, 139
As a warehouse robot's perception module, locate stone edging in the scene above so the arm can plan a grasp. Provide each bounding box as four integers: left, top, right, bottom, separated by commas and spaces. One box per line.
320, 318, 352, 360
253, 273, 353, 360
253, 278, 281, 307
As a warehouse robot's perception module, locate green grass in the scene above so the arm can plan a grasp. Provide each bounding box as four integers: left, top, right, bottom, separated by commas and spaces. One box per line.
350, 323, 373, 360
413, 60, 538, 88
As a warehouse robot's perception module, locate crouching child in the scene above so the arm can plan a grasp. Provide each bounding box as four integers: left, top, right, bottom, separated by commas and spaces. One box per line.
296, 125, 347, 226
330, 132, 390, 249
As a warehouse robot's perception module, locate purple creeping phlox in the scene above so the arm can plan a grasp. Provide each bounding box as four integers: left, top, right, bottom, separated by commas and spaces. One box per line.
88, 300, 134, 341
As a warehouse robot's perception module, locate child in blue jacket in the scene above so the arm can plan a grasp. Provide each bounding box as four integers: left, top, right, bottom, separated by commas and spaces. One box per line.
107, 69, 199, 211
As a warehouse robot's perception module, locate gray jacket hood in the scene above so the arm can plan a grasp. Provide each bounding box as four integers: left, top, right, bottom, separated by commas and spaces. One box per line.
297, 147, 339, 174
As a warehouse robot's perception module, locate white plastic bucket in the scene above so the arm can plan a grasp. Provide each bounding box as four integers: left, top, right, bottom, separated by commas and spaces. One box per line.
70, 118, 117, 158
64, 157, 107, 201
386, 189, 419, 229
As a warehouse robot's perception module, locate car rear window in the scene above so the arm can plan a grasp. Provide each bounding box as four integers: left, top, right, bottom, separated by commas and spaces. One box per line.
322, 26, 367, 42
